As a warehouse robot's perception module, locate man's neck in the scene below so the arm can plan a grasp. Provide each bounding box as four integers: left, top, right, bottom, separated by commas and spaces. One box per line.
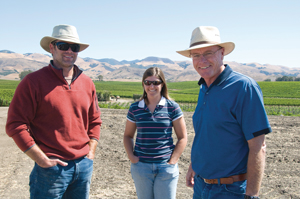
62, 67, 74, 78
51, 60, 74, 77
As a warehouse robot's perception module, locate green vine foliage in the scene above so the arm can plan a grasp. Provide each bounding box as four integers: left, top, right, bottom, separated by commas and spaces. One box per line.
1, 80, 300, 116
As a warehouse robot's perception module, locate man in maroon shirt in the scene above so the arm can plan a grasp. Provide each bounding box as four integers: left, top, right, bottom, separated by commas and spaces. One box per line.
6, 24, 102, 199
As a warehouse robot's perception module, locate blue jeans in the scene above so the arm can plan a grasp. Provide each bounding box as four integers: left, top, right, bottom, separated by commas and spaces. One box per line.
131, 161, 179, 199
29, 156, 93, 199
193, 175, 246, 199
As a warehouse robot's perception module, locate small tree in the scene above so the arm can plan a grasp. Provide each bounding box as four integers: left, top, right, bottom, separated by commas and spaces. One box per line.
103, 91, 111, 101
0, 98, 9, 106
97, 91, 111, 101
19, 70, 33, 80
97, 75, 103, 81
133, 94, 142, 101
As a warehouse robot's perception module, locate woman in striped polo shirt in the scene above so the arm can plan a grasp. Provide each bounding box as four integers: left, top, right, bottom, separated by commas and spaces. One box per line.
124, 67, 188, 199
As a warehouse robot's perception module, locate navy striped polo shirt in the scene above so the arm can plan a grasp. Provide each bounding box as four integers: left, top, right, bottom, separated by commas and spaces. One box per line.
127, 97, 183, 163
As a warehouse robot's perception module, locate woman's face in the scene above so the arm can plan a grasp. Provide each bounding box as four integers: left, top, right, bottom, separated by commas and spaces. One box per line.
143, 75, 164, 99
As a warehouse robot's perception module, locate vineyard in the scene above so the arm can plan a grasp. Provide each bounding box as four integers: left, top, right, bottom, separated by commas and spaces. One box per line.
1, 79, 300, 116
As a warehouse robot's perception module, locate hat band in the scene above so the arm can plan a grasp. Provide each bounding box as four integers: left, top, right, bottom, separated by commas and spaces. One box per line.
54, 35, 81, 43
190, 41, 219, 48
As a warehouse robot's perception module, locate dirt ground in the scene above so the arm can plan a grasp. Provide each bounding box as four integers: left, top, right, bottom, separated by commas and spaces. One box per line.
0, 107, 299, 199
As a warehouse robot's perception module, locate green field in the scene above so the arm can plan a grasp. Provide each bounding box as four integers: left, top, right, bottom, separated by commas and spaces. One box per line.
0, 79, 20, 89
1, 79, 300, 116
94, 81, 300, 105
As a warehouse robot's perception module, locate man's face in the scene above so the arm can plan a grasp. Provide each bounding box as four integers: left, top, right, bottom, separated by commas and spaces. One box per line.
190, 46, 225, 86
49, 40, 78, 69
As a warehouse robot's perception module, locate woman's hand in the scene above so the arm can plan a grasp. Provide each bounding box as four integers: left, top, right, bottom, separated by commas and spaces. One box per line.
130, 155, 140, 164
167, 160, 177, 165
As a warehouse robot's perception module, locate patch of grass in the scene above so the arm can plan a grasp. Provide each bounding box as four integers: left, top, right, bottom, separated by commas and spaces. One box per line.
1, 80, 300, 116
99, 102, 131, 109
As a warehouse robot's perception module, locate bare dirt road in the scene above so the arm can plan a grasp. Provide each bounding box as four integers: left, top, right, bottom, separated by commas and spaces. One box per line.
0, 107, 299, 198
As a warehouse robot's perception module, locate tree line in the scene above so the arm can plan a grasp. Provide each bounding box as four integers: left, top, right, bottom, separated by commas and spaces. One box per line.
275, 76, 300, 81
19, 70, 105, 81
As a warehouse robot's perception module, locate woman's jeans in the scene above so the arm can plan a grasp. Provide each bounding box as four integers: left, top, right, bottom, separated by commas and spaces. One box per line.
193, 175, 247, 199
130, 161, 179, 199
29, 156, 93, 199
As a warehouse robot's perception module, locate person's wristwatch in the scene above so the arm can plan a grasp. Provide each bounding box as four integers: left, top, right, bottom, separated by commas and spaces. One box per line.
244, 195, 260, 199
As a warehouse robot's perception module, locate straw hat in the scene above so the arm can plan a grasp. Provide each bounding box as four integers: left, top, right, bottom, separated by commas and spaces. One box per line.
176, 26, 235, 58
40, 24, 89, 53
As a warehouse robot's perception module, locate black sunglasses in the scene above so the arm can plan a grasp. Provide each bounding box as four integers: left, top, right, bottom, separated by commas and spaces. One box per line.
143, 80, 163, 86
54, 42, 80, 52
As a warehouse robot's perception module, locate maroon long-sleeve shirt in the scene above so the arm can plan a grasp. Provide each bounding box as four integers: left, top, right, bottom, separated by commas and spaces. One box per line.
6, 63, 102, 160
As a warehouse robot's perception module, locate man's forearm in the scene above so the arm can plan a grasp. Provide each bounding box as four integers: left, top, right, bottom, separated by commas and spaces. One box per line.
246, 139, 266, 196
25, 144, 50, 166
87, 139, 98, 159
25, 144, 68, 168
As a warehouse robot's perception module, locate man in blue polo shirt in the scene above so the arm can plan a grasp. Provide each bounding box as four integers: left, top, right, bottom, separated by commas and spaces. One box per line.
176, 26, 272, 199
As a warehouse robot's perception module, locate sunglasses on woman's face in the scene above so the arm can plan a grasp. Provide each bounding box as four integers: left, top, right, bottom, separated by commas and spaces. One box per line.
143, 80, 163, 86
54, 42, 80, 52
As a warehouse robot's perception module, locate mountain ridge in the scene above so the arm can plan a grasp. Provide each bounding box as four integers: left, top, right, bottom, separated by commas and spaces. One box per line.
0, 50, 299, 82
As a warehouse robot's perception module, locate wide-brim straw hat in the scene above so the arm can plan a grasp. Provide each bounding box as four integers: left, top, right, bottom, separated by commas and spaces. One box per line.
40, 24, 89, 53
176, 26, 235, 58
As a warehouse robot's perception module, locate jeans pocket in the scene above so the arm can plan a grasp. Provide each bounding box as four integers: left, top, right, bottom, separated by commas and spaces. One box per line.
38, 164, 60, 173
131, 161, 140, 165
34, 164, 62, 186
224, 180, 247, 195
158, 162, 179, 181
84, 156, 94, 162
166, 162, 177, 167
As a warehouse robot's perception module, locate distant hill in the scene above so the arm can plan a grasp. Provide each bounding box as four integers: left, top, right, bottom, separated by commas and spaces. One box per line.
0, 50, 15, 54
0, 50, 300, 82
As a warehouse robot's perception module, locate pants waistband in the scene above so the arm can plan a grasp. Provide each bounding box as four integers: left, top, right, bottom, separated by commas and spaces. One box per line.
48, 155, 86, 162
203, 173, 247, 184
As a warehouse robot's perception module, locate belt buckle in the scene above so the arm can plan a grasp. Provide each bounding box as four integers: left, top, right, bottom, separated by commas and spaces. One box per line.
204, 178, 234, 184
204, 179, 218, 184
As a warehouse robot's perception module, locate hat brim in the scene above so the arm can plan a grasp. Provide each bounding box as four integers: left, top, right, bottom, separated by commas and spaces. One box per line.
40, 36, 89, 53
176, 42, 235, 58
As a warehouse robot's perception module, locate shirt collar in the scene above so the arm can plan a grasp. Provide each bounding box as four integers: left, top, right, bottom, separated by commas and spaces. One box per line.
49, 60, 82, 81
138, 96, 166, 108
198, 64, 233, 86
50, 60, 59, 70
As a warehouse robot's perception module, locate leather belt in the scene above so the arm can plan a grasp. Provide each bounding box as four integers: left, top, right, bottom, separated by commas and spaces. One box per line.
203, 173, 247, 184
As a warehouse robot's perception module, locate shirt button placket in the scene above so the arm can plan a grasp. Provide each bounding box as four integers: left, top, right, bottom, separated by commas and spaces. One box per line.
203, 92, 209, 105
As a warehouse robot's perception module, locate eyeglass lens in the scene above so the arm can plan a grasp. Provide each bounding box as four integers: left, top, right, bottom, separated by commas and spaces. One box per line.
191, 47, 222, 59
144, 80, 162, 86
56, 42, 80, 52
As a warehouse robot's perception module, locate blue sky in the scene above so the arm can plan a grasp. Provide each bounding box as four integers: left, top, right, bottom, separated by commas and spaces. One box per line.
1, 0, 299, 68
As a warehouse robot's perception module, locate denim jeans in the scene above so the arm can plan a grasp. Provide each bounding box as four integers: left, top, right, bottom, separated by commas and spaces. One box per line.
130, 161, 179, 199
193, 175, 246, 199
29, 156, 93, 199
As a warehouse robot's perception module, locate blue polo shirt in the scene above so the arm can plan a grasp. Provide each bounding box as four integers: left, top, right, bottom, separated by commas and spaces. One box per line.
192, 65, 272, 179
127, 97, 183, 163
